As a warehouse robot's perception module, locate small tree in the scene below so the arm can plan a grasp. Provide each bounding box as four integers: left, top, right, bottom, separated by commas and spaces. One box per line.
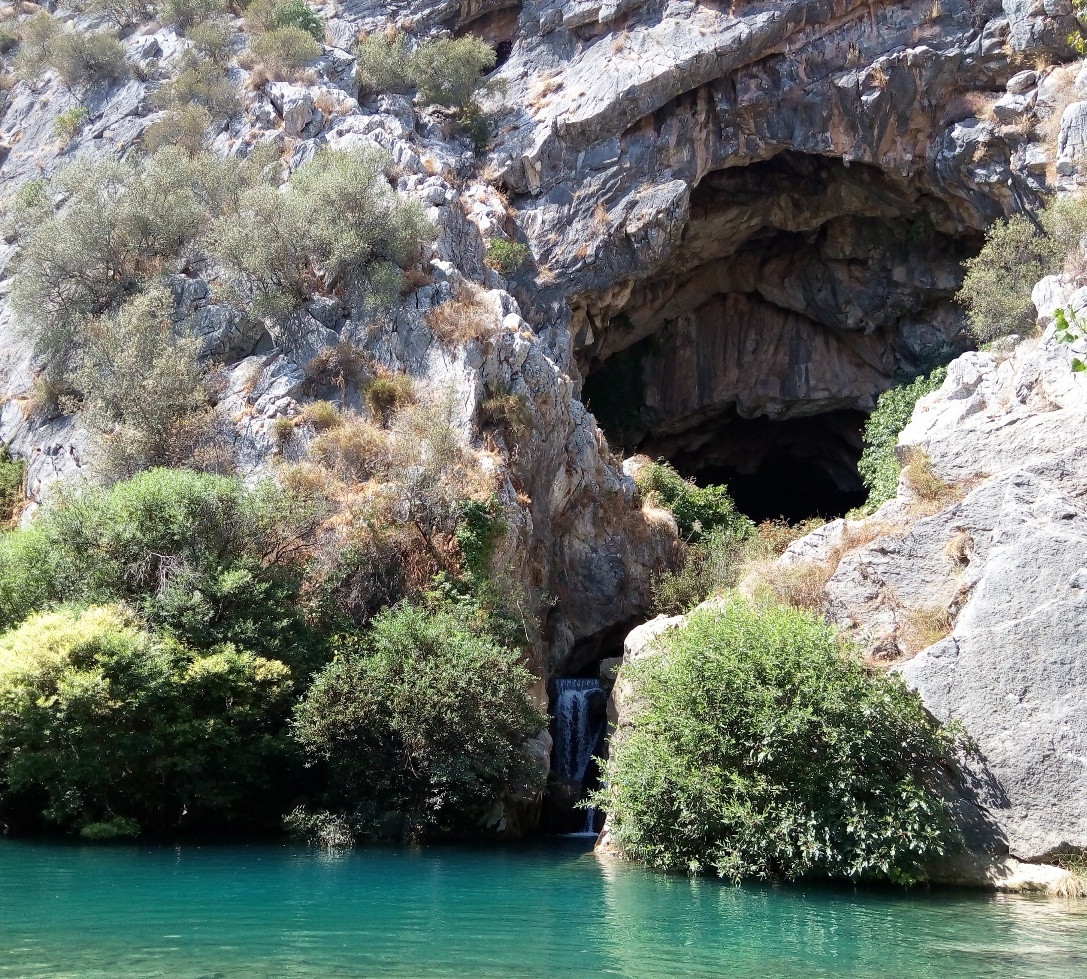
77, 287, 212, 482
294, 602, 545, 840
594, 594, 960, 883
0, 604, 294, 837
210, 147, 433, 318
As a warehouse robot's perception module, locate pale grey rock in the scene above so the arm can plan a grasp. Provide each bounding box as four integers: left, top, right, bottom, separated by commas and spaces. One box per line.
1006, 69, 1038, 93
1057, 100, 1087, 175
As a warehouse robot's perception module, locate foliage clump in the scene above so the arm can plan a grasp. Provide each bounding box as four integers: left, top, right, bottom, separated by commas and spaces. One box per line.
957, 196, 1087, 343
857, 366, 947, 512
294, 602, 544, 841
355, 31, 496, 146
0, 447, 25, 526
594, 595, 960, 883
485, 238, 530, 275
635, 460, 754, 543
0, 468, 333, 679
0, 605, 293, 836
15, 13, 129, 90
212, 147, 433, 318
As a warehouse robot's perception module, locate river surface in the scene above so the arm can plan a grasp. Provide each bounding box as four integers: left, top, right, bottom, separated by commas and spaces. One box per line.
2, 838, 1087, 978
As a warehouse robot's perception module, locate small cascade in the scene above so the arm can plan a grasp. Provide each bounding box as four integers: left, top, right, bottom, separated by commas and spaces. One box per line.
552, 678, 607, 785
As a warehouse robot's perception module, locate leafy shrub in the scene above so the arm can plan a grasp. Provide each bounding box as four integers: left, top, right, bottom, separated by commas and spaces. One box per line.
0, 468, 333, 678
0, 604, 294, 836
957, 196, 1087, 343
300, 399, 340, 431
16, 14, 129, 90
354, 30, 412, 94
152, 56, 241, 120
185, 16, 234, 65
142, 104, 213, 156
68, 0, 154, 29
594, 594, 960, 883
53, 105, 88, 143
76, 286, 213, 482
156, 0, 223, 30
211, 147, 433, 318
485, 238, 530, 275
293, 602, 544, 841
408, 35, 495, 109
246, 25, 320, 73
651, 529, 744, 615
481, 387, 532, 443
9, 148, 261, 368
354, 32, 495, 111
245, 0, 323, 40
635, 461, 754, 543
857, 366, 947, 512
0, 447, 25, 525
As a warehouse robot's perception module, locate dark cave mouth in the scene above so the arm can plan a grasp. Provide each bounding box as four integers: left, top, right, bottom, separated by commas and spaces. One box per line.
575, 151, 985, 526
647, 410, 870, 524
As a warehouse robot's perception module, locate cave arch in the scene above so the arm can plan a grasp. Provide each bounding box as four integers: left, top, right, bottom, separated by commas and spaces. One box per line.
579, 152, 980, 520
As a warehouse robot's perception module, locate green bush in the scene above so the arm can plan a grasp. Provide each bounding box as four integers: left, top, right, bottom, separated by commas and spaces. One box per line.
212, 147, 433, 318
857, 366, 947, 512
15, 15, 130, 90
293, 602, 545, 841
156, 0, 223, 30
245, 0, 323, 40
0, 604, 294, 836
635, 461, 754, 543
9, 148, 266, 365
593, 595, 959, 883
246, 25, 320, 72
958, 196, 1087, 344
407, 35, 495, 109
0, 447, 25, 525
142, 104, 213, 156
485, 238, 530, 275
0, 468, 333, 679
53, 105, 88, 143
152, 56, 241, 120
77, 287, 213, 481
354, 32, 495, 111
651, 528, 745, 615
354, 30, 412, 93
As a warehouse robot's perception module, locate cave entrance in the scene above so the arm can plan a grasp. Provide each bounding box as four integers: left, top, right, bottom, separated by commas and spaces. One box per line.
643, 409, 869, 523
578, 151, 980, 523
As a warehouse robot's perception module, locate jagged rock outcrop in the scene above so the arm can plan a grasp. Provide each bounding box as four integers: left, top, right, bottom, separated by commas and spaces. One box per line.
767, 316, 1087, 885
484, 0, 1067, 489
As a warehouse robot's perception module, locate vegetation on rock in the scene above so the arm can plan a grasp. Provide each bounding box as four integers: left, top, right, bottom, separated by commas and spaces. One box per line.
0, 605, 295, 836
856, 366, 947, 512
635, 461, 754, 543
594, 595, 960, 883
294, 602, 545, 842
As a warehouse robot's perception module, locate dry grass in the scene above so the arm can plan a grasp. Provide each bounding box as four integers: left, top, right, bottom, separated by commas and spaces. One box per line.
425, 288, 497, 345
940, 90, 999, 127
1048, 854, 1087, 898
755, 560, 834, 611
310, 415, 389, 481
400, 267, 434, 294
365, 373, 415, 424
271, 414, 296, 447
300, 400, 341, 432
742, 519, 897, 612
901, 448, 965, 515
899, 604, 954, 654
302, 340, 374, 397
943, 530, 974, 569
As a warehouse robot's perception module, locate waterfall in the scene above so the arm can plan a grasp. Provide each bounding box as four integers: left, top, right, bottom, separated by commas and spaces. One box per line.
552, 677, 606, 786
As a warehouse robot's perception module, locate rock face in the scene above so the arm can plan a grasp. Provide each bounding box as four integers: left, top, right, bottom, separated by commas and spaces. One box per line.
486, 0, 1059, 487
771, 313, 1087, 881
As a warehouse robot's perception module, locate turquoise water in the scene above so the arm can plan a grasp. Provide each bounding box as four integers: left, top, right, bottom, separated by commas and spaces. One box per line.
2, 839, 1087, 978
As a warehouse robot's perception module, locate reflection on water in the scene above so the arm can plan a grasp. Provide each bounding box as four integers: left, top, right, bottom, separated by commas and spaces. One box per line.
1, 839, 1086, 978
